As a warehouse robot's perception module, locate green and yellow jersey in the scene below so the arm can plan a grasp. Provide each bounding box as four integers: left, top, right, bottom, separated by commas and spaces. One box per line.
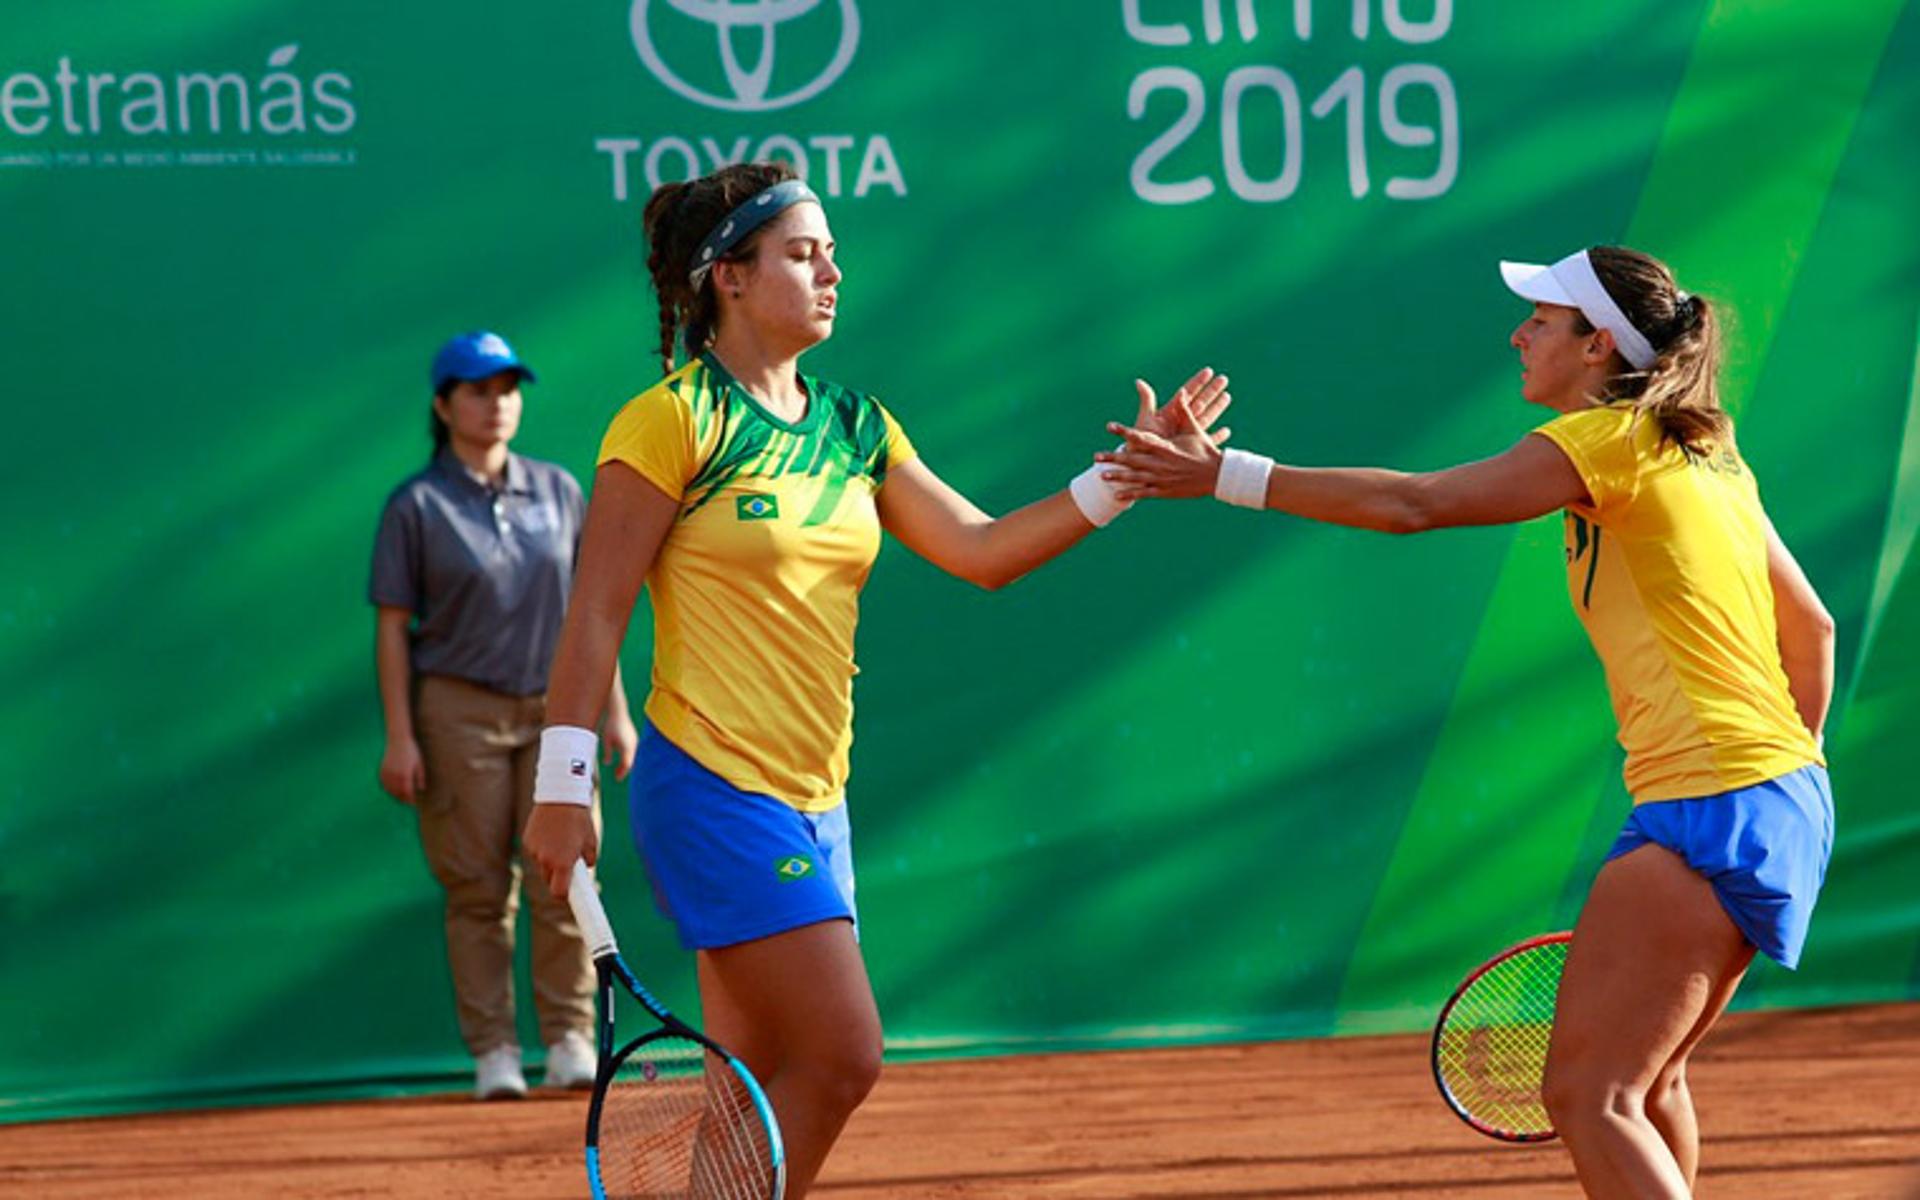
1533, 404, 1823, 803
599, 353, 917, 811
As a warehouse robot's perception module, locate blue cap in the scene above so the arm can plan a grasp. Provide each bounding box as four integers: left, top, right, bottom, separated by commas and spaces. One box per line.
430, 331, 536, 392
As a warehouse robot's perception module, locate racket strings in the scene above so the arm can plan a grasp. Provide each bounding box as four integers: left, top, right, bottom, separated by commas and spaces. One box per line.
1435, 939, 1567, 1138
597, 1038, 775, 1199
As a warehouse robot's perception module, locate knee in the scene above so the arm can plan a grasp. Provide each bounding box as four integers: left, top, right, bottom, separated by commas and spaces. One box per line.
828, 1035, 884, 1113
1646, 1063, 1689, 1111
792, 1033, 883, 1116
440, 871, 517, 916
521, 881, 576, 927
1543, 1059, 1645, 1130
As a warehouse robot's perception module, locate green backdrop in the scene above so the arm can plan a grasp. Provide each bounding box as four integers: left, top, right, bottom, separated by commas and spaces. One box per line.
4, 0, 1917, 1120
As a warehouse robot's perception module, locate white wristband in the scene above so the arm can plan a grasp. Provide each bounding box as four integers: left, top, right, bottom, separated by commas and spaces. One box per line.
1214, 449, 1273, 509
1068, 462, 1132, 528
534, 725, 598, 807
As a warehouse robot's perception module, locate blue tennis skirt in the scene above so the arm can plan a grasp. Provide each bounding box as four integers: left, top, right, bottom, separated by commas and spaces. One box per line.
628, 720, 857, 951
1606, 763, 1833, 969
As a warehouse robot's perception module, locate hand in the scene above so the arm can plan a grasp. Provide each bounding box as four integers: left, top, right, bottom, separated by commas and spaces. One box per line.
1095, 392, 1228, 501
523, 804, 598, 900
602, 711, 639, 782
378, 736, 427, 805
1135, 366, 1233, 443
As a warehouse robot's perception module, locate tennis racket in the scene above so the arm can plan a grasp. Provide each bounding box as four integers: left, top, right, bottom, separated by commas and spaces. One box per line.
1430, 930, 1571, 1143
567, 860, 786, 1199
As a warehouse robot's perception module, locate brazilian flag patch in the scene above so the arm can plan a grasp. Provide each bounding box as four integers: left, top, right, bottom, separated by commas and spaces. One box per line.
736, 493, 779, 521
774, 855, 814, 883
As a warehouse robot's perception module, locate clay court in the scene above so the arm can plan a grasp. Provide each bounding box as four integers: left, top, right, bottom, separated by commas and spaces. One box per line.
7, 1003, 1915, 1199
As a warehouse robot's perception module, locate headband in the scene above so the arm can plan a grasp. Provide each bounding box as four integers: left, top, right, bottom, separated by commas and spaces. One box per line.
1499, 250, 1658, 370
687, 179, 821, 289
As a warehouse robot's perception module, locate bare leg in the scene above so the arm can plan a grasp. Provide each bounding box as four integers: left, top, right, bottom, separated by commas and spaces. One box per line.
1544, 845, 1753, 1198
1645, 947, 1751, 1187
697, 920, 881, 1198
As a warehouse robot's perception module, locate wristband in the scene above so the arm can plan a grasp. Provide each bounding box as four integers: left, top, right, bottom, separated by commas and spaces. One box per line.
1068, 462, 1132, 528
1214, 449, 1273, 509
533, 725, 598, 806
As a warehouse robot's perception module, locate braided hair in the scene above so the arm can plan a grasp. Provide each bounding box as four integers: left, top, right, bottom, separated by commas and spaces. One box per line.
640, 161, 800, 375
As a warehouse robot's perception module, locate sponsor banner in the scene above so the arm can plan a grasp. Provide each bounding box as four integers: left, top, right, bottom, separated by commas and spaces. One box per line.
2, 0, 1916, 1120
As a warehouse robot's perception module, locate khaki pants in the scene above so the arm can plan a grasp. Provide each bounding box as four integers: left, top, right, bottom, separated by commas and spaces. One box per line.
414, 674, 599, 1056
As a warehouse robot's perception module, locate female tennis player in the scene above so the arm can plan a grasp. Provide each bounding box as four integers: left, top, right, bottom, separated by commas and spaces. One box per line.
519, 160, 1228, 1196
1099, 246, 1834, 1198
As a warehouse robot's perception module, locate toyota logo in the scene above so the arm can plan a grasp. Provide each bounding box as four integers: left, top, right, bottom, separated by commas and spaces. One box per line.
629, 0, 860, 113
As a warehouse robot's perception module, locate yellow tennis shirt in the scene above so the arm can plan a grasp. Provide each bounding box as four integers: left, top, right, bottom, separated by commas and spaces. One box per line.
599, 353, 917, 811
1532, 405, 1822, 803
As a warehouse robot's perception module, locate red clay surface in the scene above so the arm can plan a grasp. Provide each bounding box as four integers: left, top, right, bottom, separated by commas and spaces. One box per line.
4, 1003, 1917, 1198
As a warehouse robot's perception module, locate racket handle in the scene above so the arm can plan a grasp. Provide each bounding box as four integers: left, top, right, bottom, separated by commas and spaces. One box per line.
567, 859, 619, 959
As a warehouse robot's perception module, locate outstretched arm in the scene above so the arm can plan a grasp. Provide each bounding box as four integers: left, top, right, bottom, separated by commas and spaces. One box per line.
1764, 518, 1836, 742
877, 369, 1232, 587
1098, 399, 1589, 532
877, 458, 1092, 590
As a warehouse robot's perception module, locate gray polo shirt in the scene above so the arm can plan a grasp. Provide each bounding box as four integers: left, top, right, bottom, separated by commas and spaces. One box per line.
369, 450, 585, 697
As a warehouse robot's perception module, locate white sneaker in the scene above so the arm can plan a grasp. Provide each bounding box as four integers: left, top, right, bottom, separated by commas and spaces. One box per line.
474, 1045, 527, 1100
544, 1032, 597, 1090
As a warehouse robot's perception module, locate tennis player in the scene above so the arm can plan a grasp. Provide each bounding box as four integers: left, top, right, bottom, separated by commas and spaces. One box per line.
519, 161, 1228, 1196
1098, 246, 1834, 1198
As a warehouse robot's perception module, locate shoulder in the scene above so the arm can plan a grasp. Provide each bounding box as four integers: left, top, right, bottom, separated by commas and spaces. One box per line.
808, 373, 873, 421
818, 373, 912, 471
808, 372, 901, 441
604, 360, 710, 436
1532, 403, 1641, 466
380, 464, 445, 515
599, 362, 721, 495
374, 466, 444, 554
1530, 404, 1645, 513
1538, 403, 1634, 440
514, 454, 582, 494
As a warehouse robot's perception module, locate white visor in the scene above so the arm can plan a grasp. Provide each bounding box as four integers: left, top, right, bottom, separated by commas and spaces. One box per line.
1501, 250, 1657, 370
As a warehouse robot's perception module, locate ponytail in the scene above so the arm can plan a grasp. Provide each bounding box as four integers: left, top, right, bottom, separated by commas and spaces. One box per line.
642, 180, 698, 377
429, 386, 452, 461
1627, 290, 1726, 455
1583, 246, 1731, 455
